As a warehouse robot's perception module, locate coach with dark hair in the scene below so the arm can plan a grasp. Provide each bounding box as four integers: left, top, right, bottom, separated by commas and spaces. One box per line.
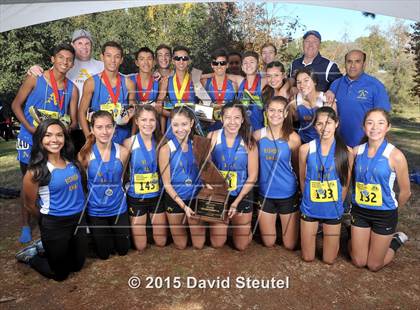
326, 49, 390, 147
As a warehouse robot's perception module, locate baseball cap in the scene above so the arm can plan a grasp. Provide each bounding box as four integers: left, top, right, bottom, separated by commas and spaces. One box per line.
71, 29, 93, 43
303, 30, 321, 41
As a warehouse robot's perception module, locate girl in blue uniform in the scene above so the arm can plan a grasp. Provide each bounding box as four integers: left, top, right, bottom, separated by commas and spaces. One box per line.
291, 68, 334, 143
158, 107, 201, 249
123, 105, 167, 250
12, 43, 79, 243
349, 108, 411, 271
254, 96, 301, 249
208, 102, 258, 250
16, 119, 87, 281
299, 107, 353, 264
78, 111, 131, 260
234, 51, 268, 131
201, 49, 237, 132
262, 61, 291, 102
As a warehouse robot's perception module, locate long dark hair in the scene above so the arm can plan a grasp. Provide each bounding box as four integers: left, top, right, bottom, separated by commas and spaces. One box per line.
294, 67, 319, 92
265, 96, 294, 140
314, 107, 349, 186
221, 100, 256, 149
29, 119, 75, 183
79, 110, 115, 160
262, 61, 286, 104
135, 104, 162, 143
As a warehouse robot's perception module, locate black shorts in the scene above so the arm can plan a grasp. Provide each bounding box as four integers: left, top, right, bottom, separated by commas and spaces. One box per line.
127, 195, 165, 217
258, 194, 299, 215
301, 213, 342, 225
164, 192, 196, 214
351, 204, 398, 235
229, 192, 253, 214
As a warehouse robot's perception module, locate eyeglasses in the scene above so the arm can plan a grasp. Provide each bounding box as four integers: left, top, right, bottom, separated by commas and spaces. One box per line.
212, 60, 227, 66
173, 56, 190, 62
229, 61, 240, 65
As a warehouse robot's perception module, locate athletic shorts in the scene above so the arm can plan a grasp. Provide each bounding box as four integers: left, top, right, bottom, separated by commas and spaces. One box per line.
351, 204, 398, 235
228, 192, 253, 214
301, 213, 342, 225
164, 192, 196, 214
258, 194, 299, 214
16, 138, 31, 165
127, 195, 165, 217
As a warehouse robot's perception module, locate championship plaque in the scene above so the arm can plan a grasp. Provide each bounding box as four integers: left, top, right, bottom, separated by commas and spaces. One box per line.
192, 135, 229, 223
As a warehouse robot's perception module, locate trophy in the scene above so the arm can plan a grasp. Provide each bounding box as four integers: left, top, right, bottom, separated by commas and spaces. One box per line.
192, 134, 229, 223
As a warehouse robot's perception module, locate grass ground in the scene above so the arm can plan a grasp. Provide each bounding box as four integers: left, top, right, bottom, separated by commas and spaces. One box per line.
0, 114, 419, 309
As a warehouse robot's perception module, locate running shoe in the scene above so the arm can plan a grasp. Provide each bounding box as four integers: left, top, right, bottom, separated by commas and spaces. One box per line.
15, 244, 37, 264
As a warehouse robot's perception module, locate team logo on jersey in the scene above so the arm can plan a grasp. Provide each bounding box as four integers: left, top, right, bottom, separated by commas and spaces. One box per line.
357, 89, 368, 99
78, 69, 92, 80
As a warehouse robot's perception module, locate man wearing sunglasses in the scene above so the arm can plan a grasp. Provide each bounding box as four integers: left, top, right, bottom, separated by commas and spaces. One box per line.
201, 49, 238, 132
161, 45, 198, 139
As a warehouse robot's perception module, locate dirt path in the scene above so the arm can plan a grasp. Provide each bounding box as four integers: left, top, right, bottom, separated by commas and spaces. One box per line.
1, 183, 419, 309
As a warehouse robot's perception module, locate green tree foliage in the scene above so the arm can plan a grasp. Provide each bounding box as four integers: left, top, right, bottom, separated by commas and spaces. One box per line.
409, 22, 420, 98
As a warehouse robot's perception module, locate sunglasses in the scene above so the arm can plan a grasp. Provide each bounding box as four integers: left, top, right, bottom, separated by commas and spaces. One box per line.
229, 61, 240, 65
212, 60, 227, 66
173, 56, 190, 62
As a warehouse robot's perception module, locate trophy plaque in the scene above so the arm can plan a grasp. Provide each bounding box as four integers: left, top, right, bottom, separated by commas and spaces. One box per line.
192, 135, 229, 223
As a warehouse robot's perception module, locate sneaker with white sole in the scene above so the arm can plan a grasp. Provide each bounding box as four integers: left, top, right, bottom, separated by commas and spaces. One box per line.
393, 232, 409, 245
15, 244, 38, 264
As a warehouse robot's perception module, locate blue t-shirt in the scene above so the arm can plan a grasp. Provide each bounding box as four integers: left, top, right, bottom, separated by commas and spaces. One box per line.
237, 74, 264, 131
330, 73, 390, 147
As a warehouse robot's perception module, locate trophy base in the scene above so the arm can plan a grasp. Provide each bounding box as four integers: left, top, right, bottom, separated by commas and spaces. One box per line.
193, 194, 228, 223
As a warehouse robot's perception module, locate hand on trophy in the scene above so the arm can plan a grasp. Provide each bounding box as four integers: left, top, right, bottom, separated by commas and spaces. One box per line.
184, 205, 195, 218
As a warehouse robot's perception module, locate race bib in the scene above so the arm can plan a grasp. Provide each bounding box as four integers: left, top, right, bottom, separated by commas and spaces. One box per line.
100, 102, 122, 120
355, 182, 382, 207
220, 170, 237, 191
310, 180, 338, 202
33, 109, 59, 127
134, 173, 159, 194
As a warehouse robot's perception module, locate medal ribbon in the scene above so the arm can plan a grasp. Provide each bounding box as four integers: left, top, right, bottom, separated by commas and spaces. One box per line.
315, 138, 336, 182
244, 74, 260, 95
172, 138, 194, 179
137, 133, 157, 173
221, 130, 241, 171
101, 71, 121, 105
360, 139, 388, 182
49, 69, 67, 111
93, 143, 116, 184
136, 74, 154, 102
173, 73, 190, 103
212, 76, 228, 105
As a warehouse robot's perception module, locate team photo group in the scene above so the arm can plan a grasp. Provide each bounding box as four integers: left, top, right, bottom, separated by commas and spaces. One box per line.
12, 28, 411, 281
